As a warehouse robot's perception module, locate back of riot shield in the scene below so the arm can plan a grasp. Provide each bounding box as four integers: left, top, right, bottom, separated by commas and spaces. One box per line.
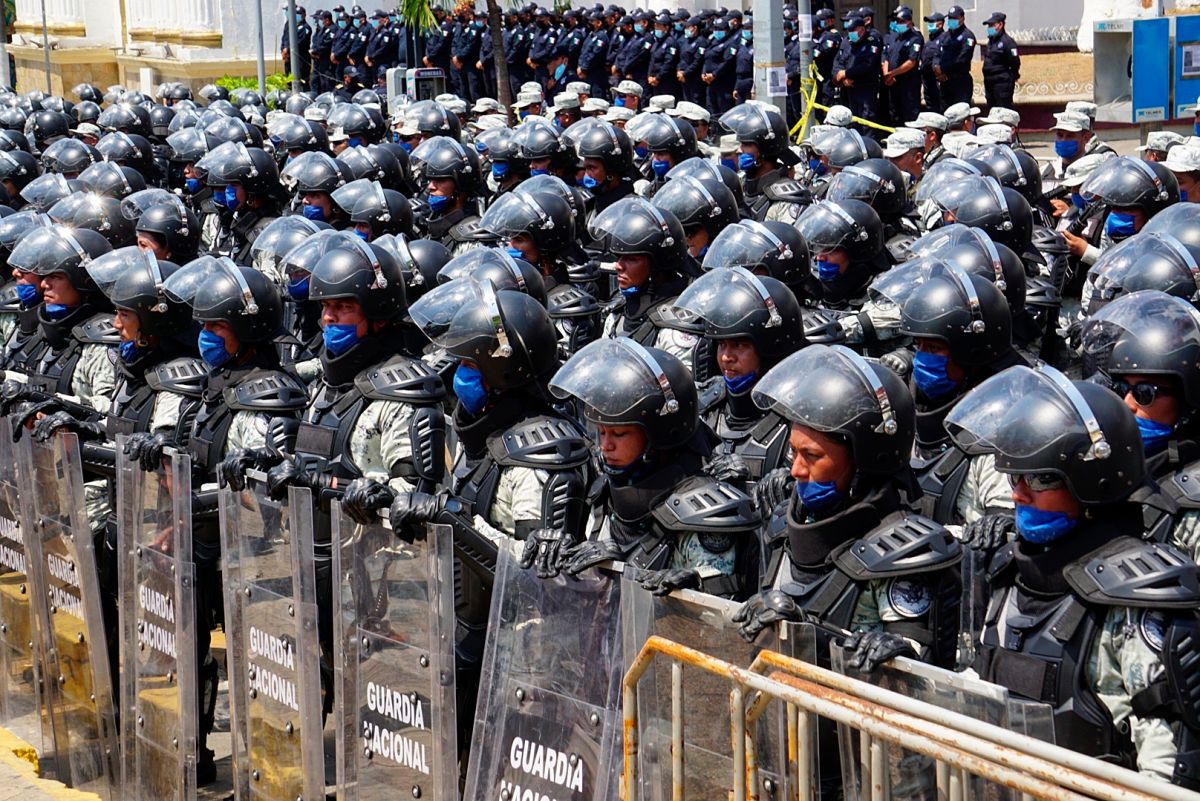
621, 582, 819, 801
332, 512, 457, 801
219, 473, 323, 801
117, 443, 198, 801
0, 416, 47, 752
18, 430, 118, 800
831, 644, 1055, 801
462, 546, 624, 801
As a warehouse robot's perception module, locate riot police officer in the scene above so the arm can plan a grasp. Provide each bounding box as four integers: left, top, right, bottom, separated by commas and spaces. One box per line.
411, 136, 483, 257
721, 103, 805, 221
575, 119, 638, 217
198, 142, 285, 264
651, 173, 739, 260
796, 198, 888, 309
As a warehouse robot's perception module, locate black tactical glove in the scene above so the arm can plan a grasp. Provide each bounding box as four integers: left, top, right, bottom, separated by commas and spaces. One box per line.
960, 513, 1016, 555
519, 528, 574, 579
388, 491, 448, 542
216, 448, 280, 490
733, 589, 805, 642
32, 411, 105, 443
754, 467, 793, 518
879, 348, 914, 379
341, 477, 397, 526
123, 432, 173, 472
639, 567, 700, 596
560, 540, 625, 576
265, 456, 328, 500
706, 453, 751, 483
844, 630, 916, 672
0, 380, 45, 415
12, 398, 65, 439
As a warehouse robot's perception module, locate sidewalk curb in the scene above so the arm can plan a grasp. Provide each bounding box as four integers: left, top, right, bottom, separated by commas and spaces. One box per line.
0, 727, 102, 801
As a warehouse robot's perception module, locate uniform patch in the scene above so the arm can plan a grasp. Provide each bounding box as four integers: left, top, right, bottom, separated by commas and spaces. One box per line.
887, 579, 932, 618
697, 531, 735, 554
1140, 609, 1167, 652
254, 412, 271, 435
1011, 48, 1018, 56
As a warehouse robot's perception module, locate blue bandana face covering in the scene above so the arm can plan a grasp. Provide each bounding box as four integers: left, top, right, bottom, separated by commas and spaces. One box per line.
795, 480, 844, 512
453, 363, 489, 415
224, 185, 239, 210
581, 174, 599, 189
492, 162, 510, 180
912, 350, 959, 399
323, 323, 360, 356
287, 275, 310, 301
815, 259, 840, 282
1136, 415, 1174, 455
119, 340, 141, 362
737, 152, 757, 171
353, 228, 370, 241
724, 371, 757, 394
530, 167, 550, 177
1054, 139, 1079, 159
184, 177, 202, 194
44, 303, 71, 319
301, 203, 326, 221
15, 283, 39, 306
198, 329, 232, 368
1105, 210, 1137, 239
428, 194, 451, 213
650, 158, 671, 178
1070, 192, 1087, 210
505, 246, 526, 261
1015, 504, 1078, 544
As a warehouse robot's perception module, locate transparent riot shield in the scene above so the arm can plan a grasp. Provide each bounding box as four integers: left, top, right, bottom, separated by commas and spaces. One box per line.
831, 645, 1055, 801
462, 546, 624, 801
621, 582, 820, 801
116, 443, 198, 801
332, 511, 457, 801
0, 416, 47, 751
219, 472, 323, 801
17, 430, 118, 799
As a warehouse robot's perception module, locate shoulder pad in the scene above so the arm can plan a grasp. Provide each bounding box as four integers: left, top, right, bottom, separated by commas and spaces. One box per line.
449, 216, 486, 243
648, 299, 701, 333
763, 178, 812, 205
1064, 538, 1200, 609
651, 475, 761, 533
0, 282, 18, 313
146, 357, 206, 398
697, 376, 726, 415
355, 355, 446, 404
224, 369, 309, 412
1167, 461, 1200, 509
488, 414, 592, 469
72, 313, 119, 345
803, 307, 849, 345
835, 514, 963, 579
885, 233, 916, 263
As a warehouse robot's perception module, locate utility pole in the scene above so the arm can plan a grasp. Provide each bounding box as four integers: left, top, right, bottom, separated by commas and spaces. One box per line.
752, 0, 787, 113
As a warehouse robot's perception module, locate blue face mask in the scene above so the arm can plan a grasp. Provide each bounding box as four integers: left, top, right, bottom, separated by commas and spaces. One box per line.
815, 259, 840, 282
118, 340, 142, 362
1183, 190, 1191, 203
301, 203, 326, 221
505, 246, 526, 261
1136, 415, 1174, 455
985, 24, 998, 37
554, 64, 566, 79
348, 136, 363, 148
1070, 192, 1087, 210
946, 17, 960, 29
795, 480, 844, 512
581, 174, 599, 189
926, 23, 937, 33
473, 19, 484, 28
808, 157, 827, 176
737, 152, 757, 171
352, 17, 363, 27
613, 96, 626, 108
224, 185, 240, 210
198, 329, 232, 368
530, 167, 550, 176
713, 29, 726, 40
44, 303, 72, 319
685, 28, 695, 37
634, 22, 644, 33
888, 21, 899, 33
399, 141, 413, 154
323, 322, 360, 356
15, 283, 39, 306
337, 19, 348, 29
184, 177, 202, 194
428, 193, 451, 213
620, 284, 644, 298
741, 29, 751, 40
1015, 504, 1078, 545
370, 18, 380, 28
1054, 138, 1080, 159
720, 157, 737, 172
650, 157, 671, 178
848, 30, 860, 43
287, 275, 309, 301
654, 29, 665, 39
724, 370, 757, 394
353, 228, 370, 241
492, 162, 509, 180
634, 145, 649, 160
519, 110, 532, 120
1105, 210, 1138, 239
453, 363, 489, 416
912, 350, 959, 399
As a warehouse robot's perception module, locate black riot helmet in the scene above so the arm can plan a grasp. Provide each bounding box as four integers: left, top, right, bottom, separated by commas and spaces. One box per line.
166, 128, 219, 164
281, 150, 348, 194
40, 138, 100, 176
348, 183, 415, 239
409, 99, 462, 139
308, 239, 408, 322
84, 247, 191, 337
480, 189, 575, 254
966, 144, 1043, 205
825, 159, 908, 222
96, 132, 158, 178
1081, 155, 1179, 219
702, 219, 812, 297
135, 199, 201, 261
373, 234, 451, 303
550, 337, 698, 450
433, 248, 547, 304
650, 174, 738, 240
96, 103, 152, 137
0, 130, 30, 154
77, 161, 147, 199
204, 115, 264, 147
1081, 290, 1200, 412
327, 102, 378, 140
8, 226, 113, 293
203, 143, 282, 198
667, 156, 747, 210
149, 105, 177, 140
1084, 232, 1200, 313
25, 110, 71, 151
410, 278, 560, 391
284, 94, 313, 116
810, 127, 882, 170
753, 343, 916, 477
511, 118, 571, 161
945, 364, 1145, 505
674, 267, 807, 368
410, 135, 481, 195
62, 193, 137, 247
163, 255, 284, 343
366, 143, 413, 193
72, 83, 103, 104
249, 216, 331, 278
588, 195, 687, 266
935, 175, 1032, 251
0, 210, 50, 262
628, 113, 697, 164
268, 112, 325, 154
1141, 202, 1200, 252
336, 145, 390, 182
570, 118, 635, 177
943, 240, 1026, 313
74, 101, 101, 127
719, 103, 799, 165
18, 173, 73, 211
796, 198, 885, 266
0, 107, 26, 133
515, 174, 588, 223
900, 262, 1013, 368
198, 84, 230, 104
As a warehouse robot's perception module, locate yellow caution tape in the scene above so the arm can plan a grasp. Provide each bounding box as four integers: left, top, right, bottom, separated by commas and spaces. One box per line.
790, 63, 897, 142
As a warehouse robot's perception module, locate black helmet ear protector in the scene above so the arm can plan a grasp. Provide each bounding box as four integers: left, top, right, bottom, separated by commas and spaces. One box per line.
346, 235, 389, 291
831, 343, 899, 436
727, 266, 783, 328
479, 277, 513, 358
1036, 362, 1113, 462
621, 337, 680, 415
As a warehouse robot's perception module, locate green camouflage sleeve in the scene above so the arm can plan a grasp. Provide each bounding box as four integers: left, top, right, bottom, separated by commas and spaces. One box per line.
669, 531, 736, 578
225, 410, 272, 456
852, 577, 938, 653
71, 343, 117, 413
0, 311, 16, 345
350, 399, 418, 494
954, 453, 1014, 524
485, 464, 543, 537
838, 299, 903, 345
1170, 510, 1200, 563
653, 326, 699, 375
148, 390, 187, 435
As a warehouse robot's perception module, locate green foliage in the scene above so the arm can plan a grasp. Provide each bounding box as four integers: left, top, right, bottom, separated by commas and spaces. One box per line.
398, 0, 439, 32
216, 73, 294, 93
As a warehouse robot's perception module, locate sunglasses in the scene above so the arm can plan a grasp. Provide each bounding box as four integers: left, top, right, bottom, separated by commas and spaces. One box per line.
1007, 472, 1066, 492
1111, 378, 1173, 407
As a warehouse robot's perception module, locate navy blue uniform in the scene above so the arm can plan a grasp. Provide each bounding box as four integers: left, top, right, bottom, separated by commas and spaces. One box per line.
528, 23, 559, 84
505, 23, 531, 95
921, 28, 944, 112
647, 33, 680, 97
702, 34, 739, 116
934, 24, 975, 106
677, 31, 706, 105
347, 22, 369, 66
616, 31, 653, 85
451, 20, 484, 101
813, 28, 843, 104
578, 27, 610, 96
982, 31, 1020, 109
480, 24, 497, 98
282, 17, 312, 89
734, 36, 754, 102
833, 34, 882, 129
883, 27, 923, 125
365, 21, 394, 73
606, 29, 629, 88
309, 21, 335, 92
330, 24, 354, 78
786, 33, 803, 122
562, 24, 587, 68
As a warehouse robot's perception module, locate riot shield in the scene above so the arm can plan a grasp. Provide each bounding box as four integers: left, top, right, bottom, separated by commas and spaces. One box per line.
831, 645, 1055, 801
462, 546, 623, 801
219, 472, 323, 801
621, 582, 820, 801
332, 511, 457, 801
0, 416, 47, 751
116, 443, 198, 801
17, 430, 118, 799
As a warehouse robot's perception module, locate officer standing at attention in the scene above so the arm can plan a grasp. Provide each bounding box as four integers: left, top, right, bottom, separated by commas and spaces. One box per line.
648, 13, 680, 98
676, 16, 707, 106
882, 6, 923, 127
578, 10, 611, 99
702, 17, 739, 118
813, 9, 843, 106
309, 11, 335, 93
981, 11, 1020, 111
734, 24, 754, 103
934, 5, 975, 107
833, 16, 883, 130
920, 11, 945, 112
364, 10, 395, 79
